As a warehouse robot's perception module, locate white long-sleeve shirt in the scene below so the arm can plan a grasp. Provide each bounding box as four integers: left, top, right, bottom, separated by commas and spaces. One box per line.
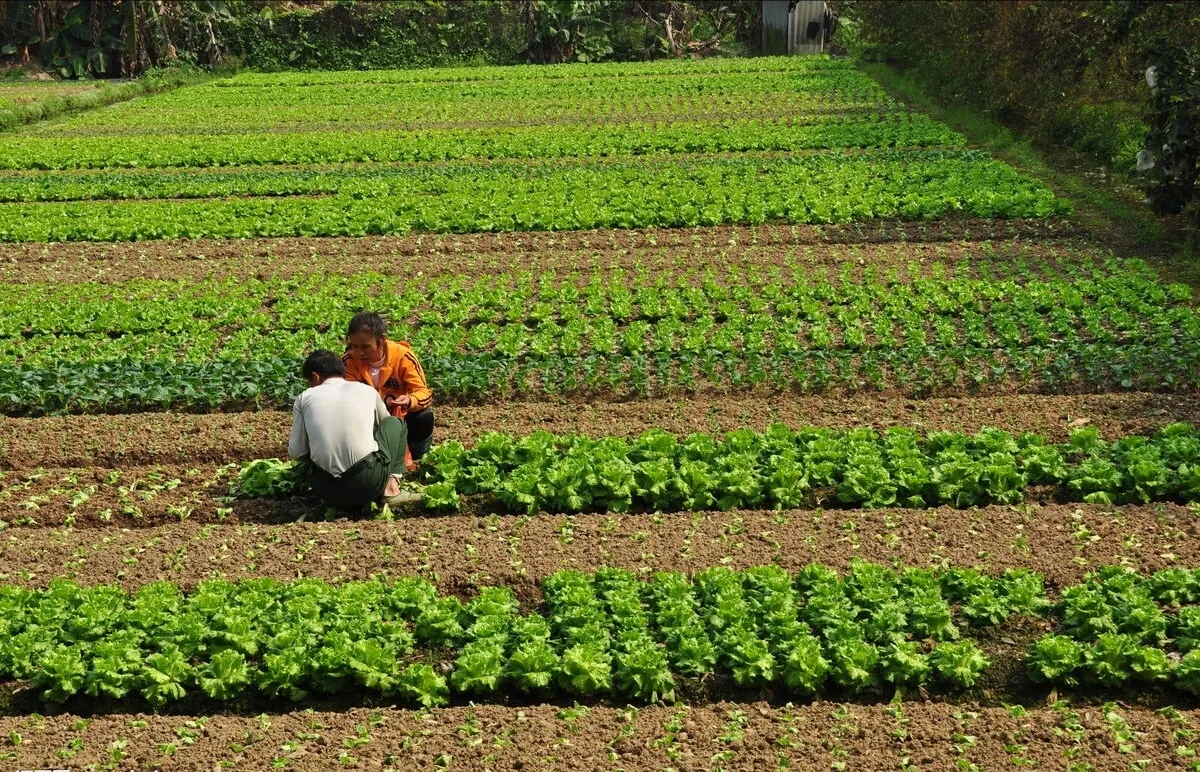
287, 377, 389, 476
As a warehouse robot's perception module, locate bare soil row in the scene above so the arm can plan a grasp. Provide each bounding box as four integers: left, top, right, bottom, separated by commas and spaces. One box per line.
0, 221, 1086, 284
1, 502, 1194, 595
0, 700, 1195, 772
0, 236, 1109, 288
2, 391, 1195, 470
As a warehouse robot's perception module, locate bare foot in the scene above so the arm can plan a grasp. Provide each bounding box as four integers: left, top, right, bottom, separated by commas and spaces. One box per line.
383, 476, 401, 497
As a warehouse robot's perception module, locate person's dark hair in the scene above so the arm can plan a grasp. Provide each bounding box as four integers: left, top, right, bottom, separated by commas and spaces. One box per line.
348, 311, 388, 340
301, 349, 346, 380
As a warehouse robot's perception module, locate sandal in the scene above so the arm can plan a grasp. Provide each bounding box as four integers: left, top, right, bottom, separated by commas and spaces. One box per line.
383, 489, 424, 506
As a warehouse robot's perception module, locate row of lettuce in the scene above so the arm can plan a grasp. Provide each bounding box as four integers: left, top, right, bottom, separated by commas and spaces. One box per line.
28, 95, 901, 137
217, 54, 852, 84
28, 57, 892, 137
4, 336, 1196, 414
134, 80, 892, 110
15, 303, 1191, 368
0, 153, 1066, 243
2, 116, 959, 172
0, 262, 1172, 337
237, 423, 1200, 513
5, 563, 1200, 708
5, 273, 1190, 376
0, 256, 1148, 318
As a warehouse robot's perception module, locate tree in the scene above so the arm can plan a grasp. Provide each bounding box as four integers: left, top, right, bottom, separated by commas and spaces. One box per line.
0, 0, 232, 78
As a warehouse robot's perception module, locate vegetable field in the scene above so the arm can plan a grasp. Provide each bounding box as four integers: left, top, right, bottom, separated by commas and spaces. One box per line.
0, 55, 1198, 771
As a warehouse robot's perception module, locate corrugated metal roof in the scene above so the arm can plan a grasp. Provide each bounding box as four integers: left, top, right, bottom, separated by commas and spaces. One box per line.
762, 0, 828, 55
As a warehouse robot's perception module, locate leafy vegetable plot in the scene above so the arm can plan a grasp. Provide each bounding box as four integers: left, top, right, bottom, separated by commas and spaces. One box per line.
236, 423, 1200, 514
4, 46, 1191, 750
0, 56, 1068, 242
10, 564, 1200, 709
0, 563, 1028, 708
6, 256, 1198, 414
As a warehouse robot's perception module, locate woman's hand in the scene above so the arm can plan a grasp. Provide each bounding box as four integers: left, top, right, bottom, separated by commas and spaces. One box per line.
387, 394, 413, 410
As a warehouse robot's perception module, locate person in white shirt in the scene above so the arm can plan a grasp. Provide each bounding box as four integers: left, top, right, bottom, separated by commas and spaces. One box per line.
288, 350, 421, 510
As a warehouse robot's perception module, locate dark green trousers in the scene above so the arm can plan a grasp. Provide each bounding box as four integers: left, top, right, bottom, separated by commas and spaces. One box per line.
306, 416, 409, 510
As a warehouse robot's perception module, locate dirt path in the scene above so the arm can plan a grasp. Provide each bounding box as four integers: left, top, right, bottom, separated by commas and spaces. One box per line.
2, 503, 1194, 595
0, 701, 1193, 771
2, 391, 1194, 470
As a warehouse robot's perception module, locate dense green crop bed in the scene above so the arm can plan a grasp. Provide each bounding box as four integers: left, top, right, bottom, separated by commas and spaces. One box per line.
5, 336, 1195, 414
0, 564, 1010, 707
7, 563, 1200, 709
4, 54, 1194, 747
0, 56, 1068, 242
25, 94, 897, 136
1, 257, 1193, 414
0, 153, 1065, 242
1, 260, 1179, 357
2, 259, 1180, 355
211, 54, 854, 84
0, 117, 964, 171
235, 423, 1200, 514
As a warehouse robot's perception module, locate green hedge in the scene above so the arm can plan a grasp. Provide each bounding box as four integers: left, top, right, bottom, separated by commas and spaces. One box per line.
215, 1, 554, 71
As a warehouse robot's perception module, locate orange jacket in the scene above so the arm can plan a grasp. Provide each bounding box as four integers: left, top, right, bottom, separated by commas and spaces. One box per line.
342, 340, 433, 417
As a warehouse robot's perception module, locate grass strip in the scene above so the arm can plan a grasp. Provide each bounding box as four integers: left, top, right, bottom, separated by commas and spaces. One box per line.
0, 67, 213, 133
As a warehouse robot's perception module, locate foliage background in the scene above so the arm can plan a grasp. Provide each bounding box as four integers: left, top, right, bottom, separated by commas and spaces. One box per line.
0, 0, 762, 76
836, 0, 1200, 242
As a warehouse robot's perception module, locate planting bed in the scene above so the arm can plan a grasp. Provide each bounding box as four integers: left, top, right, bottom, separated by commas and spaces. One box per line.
0, 502, 1197, 593
0, 221, 1086, 281
1, 55, 1198, 770
3, 701, 1196, 771
3, 235, 1197, 412
3, 391, 1200, 469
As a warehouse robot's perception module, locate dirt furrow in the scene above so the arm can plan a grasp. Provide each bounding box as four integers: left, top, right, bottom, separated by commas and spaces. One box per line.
0, 221, 1086, 283
1, 503, 1195, 595
2, 391, 1195, 470
0, 236, 1106, 286
0, 701, 1192, 772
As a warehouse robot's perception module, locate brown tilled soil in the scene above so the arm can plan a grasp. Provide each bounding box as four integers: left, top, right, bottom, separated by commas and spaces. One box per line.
0, 701, 1194, 771
0, 221, 1089, 283
1, 503, 1194, 594
0, 235, 1110, 286
2, 391, 1195, 470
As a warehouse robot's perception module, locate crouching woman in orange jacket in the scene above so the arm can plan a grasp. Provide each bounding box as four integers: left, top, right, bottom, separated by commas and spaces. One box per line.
342, 312, 435, 462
